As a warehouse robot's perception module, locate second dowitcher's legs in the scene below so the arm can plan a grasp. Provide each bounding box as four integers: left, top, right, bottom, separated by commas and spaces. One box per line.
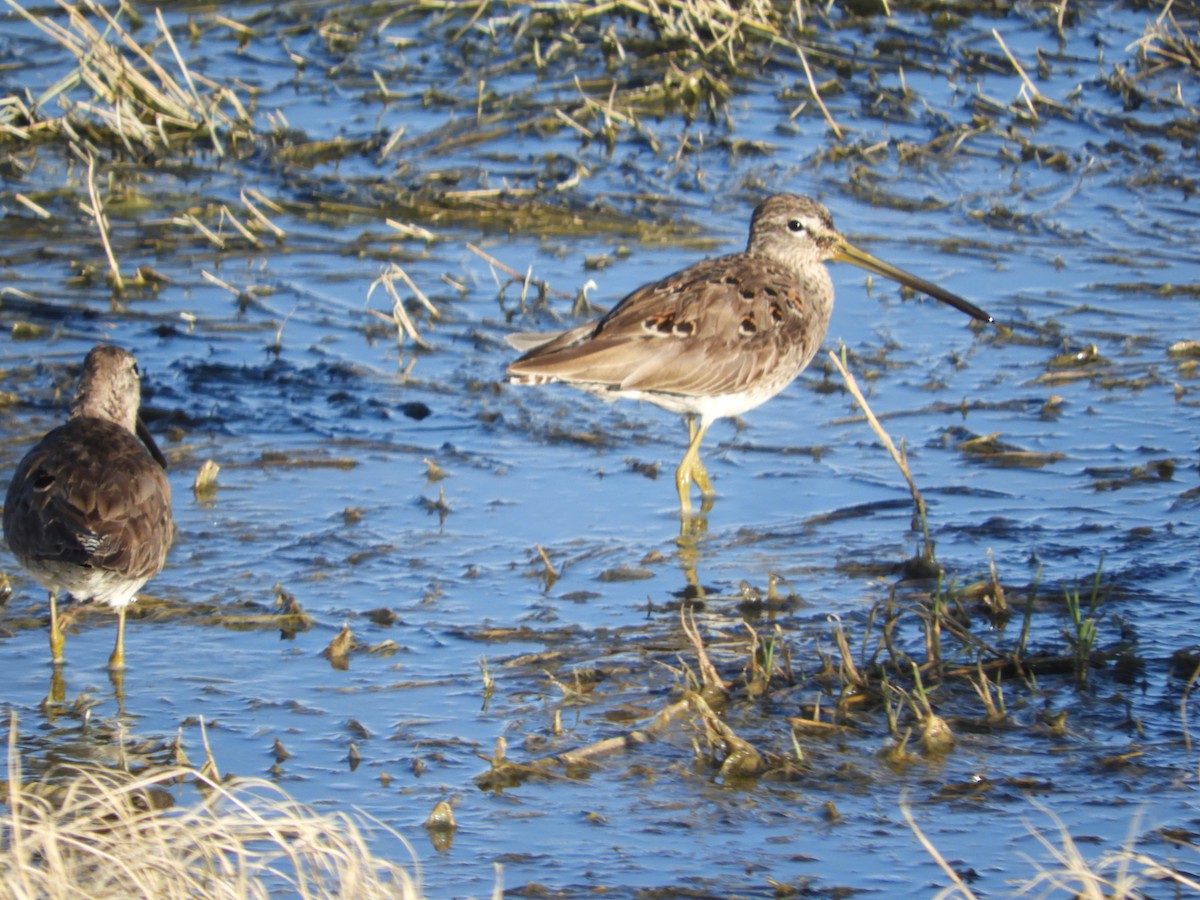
109, 606, 126, 672
48, 591, 65, 666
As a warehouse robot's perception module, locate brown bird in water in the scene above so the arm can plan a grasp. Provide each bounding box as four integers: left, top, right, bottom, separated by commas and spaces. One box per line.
507, 194, 992, 513
3, 344, 174, 671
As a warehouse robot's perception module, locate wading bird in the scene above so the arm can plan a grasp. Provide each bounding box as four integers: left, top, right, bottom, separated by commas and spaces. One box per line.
507, 194, 991, 513
4, 344, 174, 671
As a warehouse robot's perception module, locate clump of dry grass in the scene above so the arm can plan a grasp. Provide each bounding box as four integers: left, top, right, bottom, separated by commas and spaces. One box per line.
2, 0, 252, 154
0, 717, 420, 900
588, 0, 798, 61
370, 0, 832, 144
368, 263, 440, 354
1130, 3, 1200, 72
435, 0, 803, 64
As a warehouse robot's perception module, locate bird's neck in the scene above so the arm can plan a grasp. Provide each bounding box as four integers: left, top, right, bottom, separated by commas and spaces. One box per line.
71, 395, 138, 433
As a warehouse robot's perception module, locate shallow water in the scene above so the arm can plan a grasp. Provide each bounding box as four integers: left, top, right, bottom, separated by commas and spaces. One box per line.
2, 1, 1200, 896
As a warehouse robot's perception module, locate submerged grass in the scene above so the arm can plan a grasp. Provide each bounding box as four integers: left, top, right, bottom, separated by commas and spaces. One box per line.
468, 535, 1179, 894
485, 543, 1124, 785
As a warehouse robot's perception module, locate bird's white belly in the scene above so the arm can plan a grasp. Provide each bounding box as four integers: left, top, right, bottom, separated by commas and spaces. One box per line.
19, 558, 146, 609
613, 383, 791, 422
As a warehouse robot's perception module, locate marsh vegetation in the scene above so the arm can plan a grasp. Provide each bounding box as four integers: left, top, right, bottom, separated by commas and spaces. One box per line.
1, 0, 1199, 896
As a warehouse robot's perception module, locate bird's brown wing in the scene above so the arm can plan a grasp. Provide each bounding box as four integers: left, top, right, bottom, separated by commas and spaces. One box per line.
3, 419, 174, 583
506, 253, 825, 398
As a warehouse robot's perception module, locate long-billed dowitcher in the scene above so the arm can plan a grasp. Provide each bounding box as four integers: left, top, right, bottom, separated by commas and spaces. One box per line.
507, 194, 991, 513
3, 344, 174, 671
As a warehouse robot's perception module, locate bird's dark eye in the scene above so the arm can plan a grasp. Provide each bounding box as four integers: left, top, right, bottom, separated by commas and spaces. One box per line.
787, 218, 805, 233
132, 362, 142, 377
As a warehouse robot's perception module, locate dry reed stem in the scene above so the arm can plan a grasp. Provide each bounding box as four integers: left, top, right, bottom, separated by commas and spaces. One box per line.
968, 660, 1003, 721
152, 7, 223, 152
687, 690, 765, 777
680, 604, 724, 694
1054, 0, 1070, 38
574, 75, 636, 127
569, 0, 781, 51
901, 796, 981, 900
237, 189, 286, 242
534, 544, 559, 589
554, 107, 594, 139
14, 194, 51, 218
201, 270, 240, 295
1181, 658, 1200, 756
479, 690, 694, 784
218, 205, 261, 247
1118, 852, 1200, 894
478, 656, 495, 700
795, 43, 843, 140
182, 214, 226, 248
77, 147, 122, 291
1018, 802, 1138, 899
387, 264, 438, 316
502, 685, 761, 779
986, 550, 1008, 616
992, 28, 1041, 118
367, 264, 433, 351
197, 714, 220, 781
828, 347, 931, 551
467, 242, 573, 301
387, 218, 437, 242
827, 614, 867, 689
742, 619, 765, 688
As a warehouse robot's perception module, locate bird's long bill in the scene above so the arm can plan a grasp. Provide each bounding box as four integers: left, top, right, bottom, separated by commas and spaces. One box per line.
833, 238, 992, 324
136, 416, 169, 471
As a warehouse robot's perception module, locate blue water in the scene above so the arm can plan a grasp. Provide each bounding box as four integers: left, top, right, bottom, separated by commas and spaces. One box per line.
1, 1, 1198, 896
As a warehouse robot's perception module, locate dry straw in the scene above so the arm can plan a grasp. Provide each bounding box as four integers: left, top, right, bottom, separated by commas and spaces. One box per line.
828, 346, 934, 561
0, 714, 420, 899
4, 0, 252, 153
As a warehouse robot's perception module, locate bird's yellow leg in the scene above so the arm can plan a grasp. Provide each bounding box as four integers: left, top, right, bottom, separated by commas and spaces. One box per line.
675, 418, 713, 513
687, 418, 716, 498
48, 592, 65, 666
109, 606, 126, 672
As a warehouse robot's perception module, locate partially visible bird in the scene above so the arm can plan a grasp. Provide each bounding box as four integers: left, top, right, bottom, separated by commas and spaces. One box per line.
3, 344, 174, 671
507, 194, 991, 513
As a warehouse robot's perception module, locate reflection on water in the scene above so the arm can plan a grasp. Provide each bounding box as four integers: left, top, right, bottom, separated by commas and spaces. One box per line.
1, 0, 1199, 895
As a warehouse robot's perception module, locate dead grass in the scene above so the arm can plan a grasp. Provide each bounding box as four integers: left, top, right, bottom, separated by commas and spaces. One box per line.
1130, 3, 1200, 71
905, 796, 1200, 899
0, 716, 421, 900
426, 0, 803, 63
2, 0, 252, 154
